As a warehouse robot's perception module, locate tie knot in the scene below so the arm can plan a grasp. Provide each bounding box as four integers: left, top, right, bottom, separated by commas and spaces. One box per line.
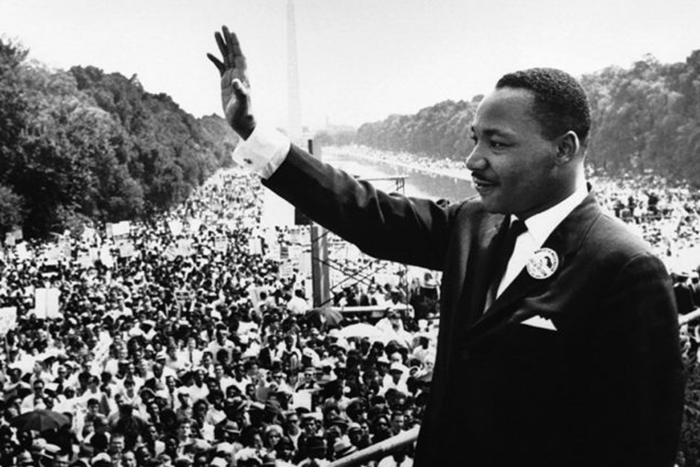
507, 219, 527, 241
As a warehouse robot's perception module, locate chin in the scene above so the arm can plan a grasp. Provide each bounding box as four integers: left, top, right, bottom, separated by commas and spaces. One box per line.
479, 198, 507, 214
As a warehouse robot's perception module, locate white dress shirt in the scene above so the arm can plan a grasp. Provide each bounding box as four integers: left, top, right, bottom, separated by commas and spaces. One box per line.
231, 125, 291, 178
497, 183, 588, 298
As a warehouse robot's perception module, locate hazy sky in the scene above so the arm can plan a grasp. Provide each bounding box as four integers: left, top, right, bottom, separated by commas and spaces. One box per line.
2, 0, 700, 130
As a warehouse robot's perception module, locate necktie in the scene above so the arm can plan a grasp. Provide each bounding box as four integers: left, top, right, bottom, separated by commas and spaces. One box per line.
485, 218, 527, 310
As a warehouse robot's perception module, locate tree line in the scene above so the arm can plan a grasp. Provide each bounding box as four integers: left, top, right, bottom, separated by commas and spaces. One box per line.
0, 39, 238, 239
318, 51, 700, 188
4, 36, 700, 239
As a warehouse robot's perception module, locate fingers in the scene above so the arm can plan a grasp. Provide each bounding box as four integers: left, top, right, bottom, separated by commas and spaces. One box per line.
224, 26, 247, 72
224, 26, 243, 60
215, 30, 228, 65
210, 26, 247, 73
222, 26, 236, 67
206, 53, 225, 75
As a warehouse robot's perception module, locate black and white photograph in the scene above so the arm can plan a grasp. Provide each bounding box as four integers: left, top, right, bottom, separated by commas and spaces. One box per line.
1, 1, 700, 466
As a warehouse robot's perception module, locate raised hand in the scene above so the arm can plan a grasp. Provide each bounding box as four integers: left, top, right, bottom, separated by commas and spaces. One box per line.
207, 26, 256, 139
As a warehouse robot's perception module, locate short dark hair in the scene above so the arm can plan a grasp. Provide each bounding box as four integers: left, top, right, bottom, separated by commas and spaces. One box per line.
496, 68, 591, 144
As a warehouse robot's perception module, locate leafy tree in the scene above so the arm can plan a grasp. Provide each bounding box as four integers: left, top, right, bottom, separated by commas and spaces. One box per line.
0, 43, 235, 238
0, 37, 29, 227
355, 100, 478, 161
0, 184, 24, 236
70, 67, 230, 214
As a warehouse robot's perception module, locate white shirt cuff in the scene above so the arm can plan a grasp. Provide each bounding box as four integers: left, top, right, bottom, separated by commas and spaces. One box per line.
231, 125, 291, 179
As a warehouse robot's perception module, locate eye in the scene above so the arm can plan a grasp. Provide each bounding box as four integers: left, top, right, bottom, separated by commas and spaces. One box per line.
490, 140, 508, 149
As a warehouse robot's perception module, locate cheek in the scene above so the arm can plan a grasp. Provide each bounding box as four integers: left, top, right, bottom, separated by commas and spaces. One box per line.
501, 158, 544, 194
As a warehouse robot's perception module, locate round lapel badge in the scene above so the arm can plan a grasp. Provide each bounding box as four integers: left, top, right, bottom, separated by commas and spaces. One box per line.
526, 248, 559, 279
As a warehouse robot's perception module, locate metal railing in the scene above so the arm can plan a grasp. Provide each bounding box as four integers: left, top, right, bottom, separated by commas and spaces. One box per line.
328, 426, 419, 467
680, 308, 700, 325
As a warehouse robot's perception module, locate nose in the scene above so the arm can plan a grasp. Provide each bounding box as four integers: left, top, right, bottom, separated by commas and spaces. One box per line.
465, 145, 487, 171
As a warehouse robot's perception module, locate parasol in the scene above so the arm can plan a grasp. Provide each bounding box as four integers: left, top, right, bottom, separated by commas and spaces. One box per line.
10, 409, 71, 432
336, 323, 389, 343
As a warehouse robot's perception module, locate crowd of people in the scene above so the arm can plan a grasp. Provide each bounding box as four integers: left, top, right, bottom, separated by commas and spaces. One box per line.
0, 167, 440, 467
1, 148, 700, 467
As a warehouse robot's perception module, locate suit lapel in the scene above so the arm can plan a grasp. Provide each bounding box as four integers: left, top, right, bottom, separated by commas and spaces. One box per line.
467, 216, 509, 313
461, 215, 504, 318
468, 195, 602, 336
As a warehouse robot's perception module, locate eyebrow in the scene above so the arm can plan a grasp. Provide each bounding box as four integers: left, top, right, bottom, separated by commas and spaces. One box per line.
470, 125, 515, 138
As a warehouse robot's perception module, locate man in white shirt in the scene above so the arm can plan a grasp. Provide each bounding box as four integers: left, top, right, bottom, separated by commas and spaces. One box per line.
206, 323, 236, 365
286, 289, 310, 317
20, 379, 50, 413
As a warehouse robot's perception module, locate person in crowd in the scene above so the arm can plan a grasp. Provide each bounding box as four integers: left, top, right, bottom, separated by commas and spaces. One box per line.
286, 289, 310, 318
120, 450, 137, 467
20, 379, 49, 413
106, 434, 125, 467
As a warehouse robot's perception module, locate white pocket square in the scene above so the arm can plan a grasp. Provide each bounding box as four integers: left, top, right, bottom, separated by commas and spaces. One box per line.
520, 315, 557, 331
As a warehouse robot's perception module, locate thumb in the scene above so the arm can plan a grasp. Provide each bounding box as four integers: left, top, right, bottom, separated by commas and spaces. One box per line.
231, 78, 249, 101
228, 78, 255, 139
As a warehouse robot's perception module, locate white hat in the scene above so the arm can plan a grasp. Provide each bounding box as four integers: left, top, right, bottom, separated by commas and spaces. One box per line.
91, 453, 111, 465
209, 458, 227, 467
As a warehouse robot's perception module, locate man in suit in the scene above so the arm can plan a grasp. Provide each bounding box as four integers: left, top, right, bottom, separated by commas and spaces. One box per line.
207, 27, 684, 466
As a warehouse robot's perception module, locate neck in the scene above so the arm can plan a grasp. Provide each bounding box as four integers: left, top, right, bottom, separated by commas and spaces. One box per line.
520, 169, 587, 220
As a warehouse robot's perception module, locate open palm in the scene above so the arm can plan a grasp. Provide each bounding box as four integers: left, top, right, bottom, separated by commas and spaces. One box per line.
207, 26, 256, 139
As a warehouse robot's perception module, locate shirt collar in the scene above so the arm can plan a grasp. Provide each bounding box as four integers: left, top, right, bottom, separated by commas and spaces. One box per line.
516, 182, 589, 246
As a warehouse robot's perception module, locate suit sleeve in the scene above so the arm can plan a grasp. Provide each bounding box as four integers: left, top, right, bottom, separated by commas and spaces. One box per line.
262, 144, 456, 270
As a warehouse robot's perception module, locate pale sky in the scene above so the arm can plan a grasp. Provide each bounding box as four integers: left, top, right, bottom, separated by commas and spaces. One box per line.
2, 0, 700, 130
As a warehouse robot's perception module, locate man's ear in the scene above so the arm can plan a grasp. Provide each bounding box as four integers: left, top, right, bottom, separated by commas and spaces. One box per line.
555, 131, 580, 164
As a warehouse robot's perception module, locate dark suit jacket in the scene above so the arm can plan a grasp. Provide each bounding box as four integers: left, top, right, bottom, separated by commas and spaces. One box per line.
263, 145, 685, 467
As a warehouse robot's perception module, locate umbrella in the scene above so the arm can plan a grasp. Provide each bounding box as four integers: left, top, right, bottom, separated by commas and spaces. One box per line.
337, 323, 389, 343
11, 409, 71, 432
299, 306, 344, 330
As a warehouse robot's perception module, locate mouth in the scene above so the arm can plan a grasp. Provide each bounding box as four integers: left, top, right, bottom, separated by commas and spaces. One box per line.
471, 174, 498, 192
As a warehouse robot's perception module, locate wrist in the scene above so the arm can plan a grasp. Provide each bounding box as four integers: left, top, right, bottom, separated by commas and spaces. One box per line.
233, 116, 256, 140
